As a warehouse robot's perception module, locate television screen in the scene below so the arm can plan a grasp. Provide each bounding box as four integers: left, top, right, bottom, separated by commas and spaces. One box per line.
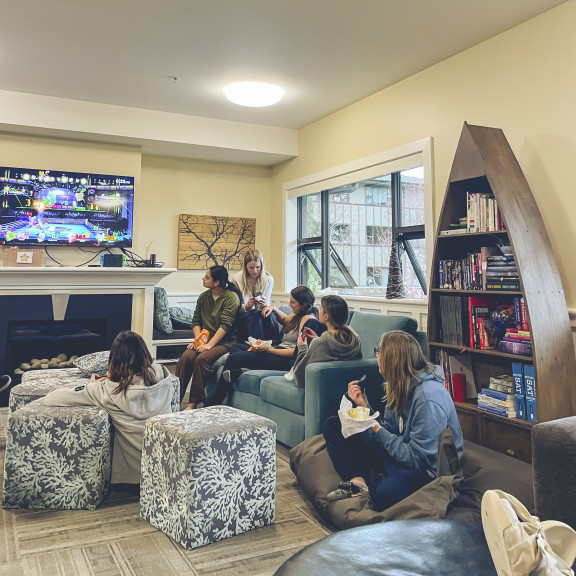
0, 166, 134, 247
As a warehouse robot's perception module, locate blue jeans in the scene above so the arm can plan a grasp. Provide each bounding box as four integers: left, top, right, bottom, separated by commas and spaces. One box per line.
323, 415, 432, 511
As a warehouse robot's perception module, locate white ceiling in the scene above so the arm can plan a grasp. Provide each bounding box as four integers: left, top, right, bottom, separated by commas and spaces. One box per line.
0, 0, 568, 164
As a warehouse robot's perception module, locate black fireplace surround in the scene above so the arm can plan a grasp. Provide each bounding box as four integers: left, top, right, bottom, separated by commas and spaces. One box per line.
0, 293, 132, 406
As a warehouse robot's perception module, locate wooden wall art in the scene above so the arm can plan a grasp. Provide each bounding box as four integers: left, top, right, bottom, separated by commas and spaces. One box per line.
177, 214, 256, 270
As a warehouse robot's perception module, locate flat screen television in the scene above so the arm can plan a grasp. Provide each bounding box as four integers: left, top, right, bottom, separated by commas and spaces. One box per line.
0, 166, 134, 247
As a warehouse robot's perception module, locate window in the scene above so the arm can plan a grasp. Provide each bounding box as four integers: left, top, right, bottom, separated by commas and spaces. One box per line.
295, 167, 427, 298
284, 138, 432, 299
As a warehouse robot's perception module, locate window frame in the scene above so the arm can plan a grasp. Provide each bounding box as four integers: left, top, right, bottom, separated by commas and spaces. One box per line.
283, 138, 433, 298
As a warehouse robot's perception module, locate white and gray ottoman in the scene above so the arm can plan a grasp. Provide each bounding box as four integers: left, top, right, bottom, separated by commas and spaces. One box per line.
2, 403, 113, 510
140, 406, 277, 549
9, 369, 87, 412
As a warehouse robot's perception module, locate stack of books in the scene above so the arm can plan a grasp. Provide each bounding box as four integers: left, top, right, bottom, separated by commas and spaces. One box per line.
499, 329, 532, 356
476, 387, 517, 418
467, 192, 505, 233
484, 252, 520, 291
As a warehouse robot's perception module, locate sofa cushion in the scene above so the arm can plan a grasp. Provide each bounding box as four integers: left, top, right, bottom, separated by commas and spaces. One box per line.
348, 312, 418, 354
153, 287, 173, 334
260, 376, 305, 415
73, 350, 110, 377
169, 306, 193, 329
234, 370, 286, 397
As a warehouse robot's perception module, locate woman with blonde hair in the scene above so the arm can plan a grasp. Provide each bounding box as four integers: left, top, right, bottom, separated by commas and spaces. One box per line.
323, 330, 463, 511
232, 249, 275, 342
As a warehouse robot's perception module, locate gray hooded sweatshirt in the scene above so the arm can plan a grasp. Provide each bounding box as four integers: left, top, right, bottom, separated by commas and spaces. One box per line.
39, 363, 174, 484
291, 329, 362, 388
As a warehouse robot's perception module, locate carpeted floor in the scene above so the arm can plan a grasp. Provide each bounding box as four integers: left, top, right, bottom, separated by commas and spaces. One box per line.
0, 407, 332, 576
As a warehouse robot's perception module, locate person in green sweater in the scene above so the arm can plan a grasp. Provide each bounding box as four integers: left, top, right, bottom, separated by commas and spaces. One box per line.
175, 265, 241, 409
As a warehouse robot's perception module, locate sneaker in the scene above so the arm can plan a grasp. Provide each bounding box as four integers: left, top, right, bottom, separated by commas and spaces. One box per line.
0, 374, 11, 393
326, 480, 369, 501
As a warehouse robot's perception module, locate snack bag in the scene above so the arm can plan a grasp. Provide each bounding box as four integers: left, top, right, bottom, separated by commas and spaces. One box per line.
192, 329, 210, 348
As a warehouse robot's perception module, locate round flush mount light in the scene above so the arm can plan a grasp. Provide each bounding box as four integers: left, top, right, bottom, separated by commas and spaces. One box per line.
223, 81, 284, 107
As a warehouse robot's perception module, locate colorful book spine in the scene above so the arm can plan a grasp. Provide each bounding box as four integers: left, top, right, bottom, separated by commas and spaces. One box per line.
513, 297, 522, 330
520, 297, 529, 331
523, 364, 537, 423
512, 362, 526, 420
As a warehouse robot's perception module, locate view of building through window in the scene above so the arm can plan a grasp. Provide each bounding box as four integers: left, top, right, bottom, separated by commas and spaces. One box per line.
297, 167, 426, 299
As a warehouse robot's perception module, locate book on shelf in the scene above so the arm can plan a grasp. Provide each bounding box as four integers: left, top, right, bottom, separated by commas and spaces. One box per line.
520, 297, 529, 331
524, 363, 537, 422
478, 388, 515, 404
498, 339, 533, 356
489, 374, 514, 394
512, 362, 526, 420
448, 354, 477, 400
485, 280, 521, 291
467, 193, 505, 233
486, 255, 516, 264
503, 330, 531, 341
481, 246, 501, 290
440, 228, 468, 236
476, 403, 517, 418
485, 267, 518, 275
438, 295, 469, 346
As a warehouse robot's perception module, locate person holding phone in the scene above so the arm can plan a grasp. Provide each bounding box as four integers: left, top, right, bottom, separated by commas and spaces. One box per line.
323, 330, 463, 511
204, 286, 324, 406
232, 249, 275, 342
288, 295, 362, 388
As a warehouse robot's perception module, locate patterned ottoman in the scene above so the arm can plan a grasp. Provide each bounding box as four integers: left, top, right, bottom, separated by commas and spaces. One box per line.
2, 403, 113, 510
140, 406, 277, 549
9, 369, 87, 412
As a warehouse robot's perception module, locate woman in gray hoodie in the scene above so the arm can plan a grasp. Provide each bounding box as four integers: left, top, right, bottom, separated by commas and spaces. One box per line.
40, 331, 174, 485
290, 295, 362, 388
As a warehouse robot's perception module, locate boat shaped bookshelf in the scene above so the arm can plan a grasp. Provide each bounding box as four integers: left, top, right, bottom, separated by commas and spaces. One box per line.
428, 123, 576, 462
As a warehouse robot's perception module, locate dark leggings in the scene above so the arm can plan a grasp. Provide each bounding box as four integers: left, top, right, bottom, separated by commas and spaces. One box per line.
323, 415, 432, 511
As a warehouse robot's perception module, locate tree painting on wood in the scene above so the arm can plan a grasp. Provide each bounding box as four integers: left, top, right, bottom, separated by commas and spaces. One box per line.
178, 214, 256, 269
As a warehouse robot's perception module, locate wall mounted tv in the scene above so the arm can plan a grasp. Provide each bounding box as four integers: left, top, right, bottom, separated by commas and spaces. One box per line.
0, 166, 134, 247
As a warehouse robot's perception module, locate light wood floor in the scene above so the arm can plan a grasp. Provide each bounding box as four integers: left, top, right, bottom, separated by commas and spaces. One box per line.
0, 407, 332, 576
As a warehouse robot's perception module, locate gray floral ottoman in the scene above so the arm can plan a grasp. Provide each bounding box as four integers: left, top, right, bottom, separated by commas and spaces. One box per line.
140, 406, 277, 549
10, 369, 88, 412
2, 403, 113, 510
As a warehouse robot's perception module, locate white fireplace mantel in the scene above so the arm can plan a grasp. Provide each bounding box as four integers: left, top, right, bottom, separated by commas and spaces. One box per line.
0, 266, 175, 289
0, 266, 176, 349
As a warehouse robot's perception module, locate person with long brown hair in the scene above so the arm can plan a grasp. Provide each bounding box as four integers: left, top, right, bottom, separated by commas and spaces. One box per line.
40, 330, 174, 485
289, 295, 362, 388
323, 330, 463, 511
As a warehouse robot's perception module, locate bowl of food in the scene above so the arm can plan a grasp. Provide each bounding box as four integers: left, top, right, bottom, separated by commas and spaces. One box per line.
348, 406, 371, 421
247, 337, 272, 349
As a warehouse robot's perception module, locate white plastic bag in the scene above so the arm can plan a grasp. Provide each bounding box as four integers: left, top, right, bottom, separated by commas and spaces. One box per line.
338, 394, 380, 439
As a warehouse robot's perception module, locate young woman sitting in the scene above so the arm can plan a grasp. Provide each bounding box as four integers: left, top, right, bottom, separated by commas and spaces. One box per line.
175, 265, 242, 409
289, 294, 362, 388
323, 330, 464, 511
39, 330, 174, 485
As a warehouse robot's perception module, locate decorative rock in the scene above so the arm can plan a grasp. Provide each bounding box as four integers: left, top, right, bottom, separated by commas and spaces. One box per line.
40, 359, 50, 364
13, 368, 23, 375
20, 363, 31, 371
40, 364, 49, 369
57, 353, 67, 361
30, 363, 41, 370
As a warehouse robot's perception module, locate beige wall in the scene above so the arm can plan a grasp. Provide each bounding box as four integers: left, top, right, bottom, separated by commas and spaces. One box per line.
0, 134, 273, 294
272, 0, 576, 308
140, 154, 272, 292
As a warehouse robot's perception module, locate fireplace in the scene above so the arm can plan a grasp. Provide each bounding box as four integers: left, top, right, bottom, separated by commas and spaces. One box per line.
0, 293, 132, 405
0, 266, 175, 407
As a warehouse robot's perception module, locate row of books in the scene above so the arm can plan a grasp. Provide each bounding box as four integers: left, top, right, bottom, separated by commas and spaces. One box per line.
467, 192, 506, 233
438, 247, 518, 291
512, 363, 537, 422
438, 294, 531, 354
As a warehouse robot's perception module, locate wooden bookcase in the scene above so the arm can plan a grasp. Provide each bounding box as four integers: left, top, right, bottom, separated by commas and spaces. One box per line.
428, 123, 576, 463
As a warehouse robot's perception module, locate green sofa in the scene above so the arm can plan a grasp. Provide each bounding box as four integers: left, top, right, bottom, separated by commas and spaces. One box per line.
220, 310, 426, 448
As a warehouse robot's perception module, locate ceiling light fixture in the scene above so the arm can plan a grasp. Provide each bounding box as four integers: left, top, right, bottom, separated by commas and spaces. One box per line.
223, 81, 284, 107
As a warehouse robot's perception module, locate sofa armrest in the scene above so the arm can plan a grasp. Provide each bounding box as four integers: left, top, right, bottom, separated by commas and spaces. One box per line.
532, 416, 576, 528
303, 358, 384, 439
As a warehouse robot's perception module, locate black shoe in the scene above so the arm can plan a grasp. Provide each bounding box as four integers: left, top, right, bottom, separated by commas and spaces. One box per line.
0, 374, 11, 393
222, 368, 249, 383
326, 481, 369, 501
